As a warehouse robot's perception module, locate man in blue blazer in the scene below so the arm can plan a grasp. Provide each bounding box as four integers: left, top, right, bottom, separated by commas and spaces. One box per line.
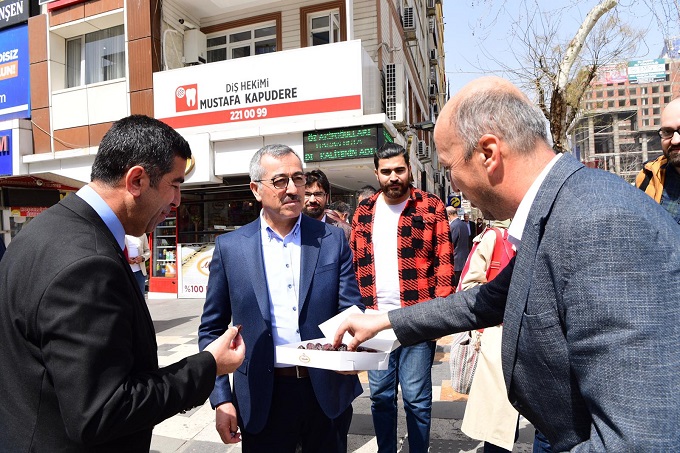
199, 144, 364, 452
334, 77, 680, 451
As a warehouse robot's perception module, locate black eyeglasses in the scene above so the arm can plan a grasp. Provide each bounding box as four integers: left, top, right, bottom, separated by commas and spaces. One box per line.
658, 127, 680, 140
254, 173, 307, 189
304, 191, 326, 199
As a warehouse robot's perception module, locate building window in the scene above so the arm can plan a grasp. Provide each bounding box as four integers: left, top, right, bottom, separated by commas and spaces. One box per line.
629, 88, 637, 95
596, 90, 603, 98
664, 85, 671, 93
618, 89, 625, 96
652, 86, 659, 93
652, 97, 659, 105
642, 108, 648, 115
630, 98, 637, 106
641, 87, 647, 95
308, 10, 341, 46
207, 23, 277, 62
607, 89, 614, 97
300, 2, 346, 47
618, 99, 626, 107
665, 95, 672, 103
66, 25, 125, 88
653, 107, 660, 114
608, 100, 614, 108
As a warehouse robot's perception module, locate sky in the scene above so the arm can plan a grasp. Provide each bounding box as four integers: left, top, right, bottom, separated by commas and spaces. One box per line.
442, 0, 673, 96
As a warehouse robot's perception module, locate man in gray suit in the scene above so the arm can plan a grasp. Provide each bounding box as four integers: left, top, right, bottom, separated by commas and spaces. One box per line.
334, 77, 680, 451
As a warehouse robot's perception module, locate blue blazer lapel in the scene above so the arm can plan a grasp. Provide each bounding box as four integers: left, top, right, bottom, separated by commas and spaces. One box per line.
240, 219, 273, 327
298, 216, 323, 311
502, 155, 584, 389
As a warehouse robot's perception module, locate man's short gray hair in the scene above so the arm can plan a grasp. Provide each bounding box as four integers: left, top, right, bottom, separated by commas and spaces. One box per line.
453, 90, 550, 161
249, 144, 300, 182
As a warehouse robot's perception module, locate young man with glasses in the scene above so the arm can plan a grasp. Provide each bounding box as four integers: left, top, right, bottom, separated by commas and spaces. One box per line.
199, 145, 363, 452
636, 98, 680, 224
303, 169, 351, 240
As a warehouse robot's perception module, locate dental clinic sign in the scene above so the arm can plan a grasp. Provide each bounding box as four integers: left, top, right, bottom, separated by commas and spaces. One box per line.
154, 40, 364, 130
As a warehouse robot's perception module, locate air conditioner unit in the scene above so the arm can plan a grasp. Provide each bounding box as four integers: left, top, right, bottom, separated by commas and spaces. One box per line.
429, 82, 438, 100
429, 17, 436, 34
385, 63, 406, 126
416, 141, 431, 162
416, 140, 426, 158
402, 7, 417, 41
429, 49, 437, 66
184, 29, 207, 65
427, 0, 436, 10
433, 171, 440, 184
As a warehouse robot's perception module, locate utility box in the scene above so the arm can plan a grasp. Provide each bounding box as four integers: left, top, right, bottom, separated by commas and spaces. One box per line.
184, 29, 207, 64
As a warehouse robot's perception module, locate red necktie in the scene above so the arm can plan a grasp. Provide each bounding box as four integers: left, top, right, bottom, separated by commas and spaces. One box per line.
123, 245, 129, 261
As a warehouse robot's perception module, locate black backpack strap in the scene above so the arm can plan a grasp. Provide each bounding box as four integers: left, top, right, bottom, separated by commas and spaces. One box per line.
638, 168, 652, 193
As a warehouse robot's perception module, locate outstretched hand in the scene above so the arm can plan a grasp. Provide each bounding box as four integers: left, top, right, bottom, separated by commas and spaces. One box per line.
204, 325, 246, 375
332, 312, 392, 351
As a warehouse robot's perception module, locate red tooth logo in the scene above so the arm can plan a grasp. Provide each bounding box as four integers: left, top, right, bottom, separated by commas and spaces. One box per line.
175, 84, 198, 112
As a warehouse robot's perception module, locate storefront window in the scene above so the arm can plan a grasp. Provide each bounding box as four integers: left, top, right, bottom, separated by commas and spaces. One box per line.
177, 192, 260, 244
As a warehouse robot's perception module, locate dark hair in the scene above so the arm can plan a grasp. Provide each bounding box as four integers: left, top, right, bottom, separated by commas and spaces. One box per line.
357, 185, 377, 201
374, 143, 409, 169
305, 169, 330, 194
91, 115, 191, 187
328, 201, 350, 215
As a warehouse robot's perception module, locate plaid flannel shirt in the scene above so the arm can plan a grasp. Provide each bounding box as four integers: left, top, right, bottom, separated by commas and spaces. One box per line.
350, 187, 454, 308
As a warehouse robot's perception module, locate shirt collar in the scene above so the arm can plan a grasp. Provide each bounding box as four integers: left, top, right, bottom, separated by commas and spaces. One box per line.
76, 184, 126, 251
260, 211, 302, 242
507, 153, 562, 246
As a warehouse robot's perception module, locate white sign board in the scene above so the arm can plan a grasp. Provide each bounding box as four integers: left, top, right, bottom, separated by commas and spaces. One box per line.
177, 243, 215, 298
154, 40, 364, 130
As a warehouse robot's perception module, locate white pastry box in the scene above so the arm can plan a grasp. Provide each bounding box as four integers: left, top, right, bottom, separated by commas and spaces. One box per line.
275, 306, 400, 371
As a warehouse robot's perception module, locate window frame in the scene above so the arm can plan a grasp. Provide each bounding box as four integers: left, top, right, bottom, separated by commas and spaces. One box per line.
201, 12, 282, 64
206, 21, 278, 63
300, 1, 347, 48
65, 24, 125, 89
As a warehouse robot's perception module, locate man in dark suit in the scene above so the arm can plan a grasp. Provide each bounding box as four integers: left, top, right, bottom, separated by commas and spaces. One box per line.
0, 115, 245, 452
198, 144, 363, 452
334, 77, 680, 451
446, 206, 470, 287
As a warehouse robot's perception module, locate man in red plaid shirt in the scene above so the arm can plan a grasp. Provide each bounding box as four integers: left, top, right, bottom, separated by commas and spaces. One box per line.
350, 143, 454, 453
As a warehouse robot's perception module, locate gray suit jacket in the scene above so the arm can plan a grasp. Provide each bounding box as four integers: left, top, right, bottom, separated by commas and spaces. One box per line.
389, 155, 680, 451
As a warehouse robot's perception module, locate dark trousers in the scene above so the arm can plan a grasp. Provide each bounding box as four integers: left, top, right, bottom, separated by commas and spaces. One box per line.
241, 376, 353, 453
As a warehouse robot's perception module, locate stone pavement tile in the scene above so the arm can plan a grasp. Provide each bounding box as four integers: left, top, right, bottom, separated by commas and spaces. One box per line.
348, 435, 378, 452
149, 435, 186, 453
176, 439, 241, 452
432, 400, 467, 420
153, 401, 215, 440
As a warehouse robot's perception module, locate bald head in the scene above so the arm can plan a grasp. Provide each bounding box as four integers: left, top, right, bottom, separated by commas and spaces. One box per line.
435, 76, 551, 161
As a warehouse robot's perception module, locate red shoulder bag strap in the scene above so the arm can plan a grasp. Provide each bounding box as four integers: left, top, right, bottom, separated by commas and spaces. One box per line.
486, 227, 516, 282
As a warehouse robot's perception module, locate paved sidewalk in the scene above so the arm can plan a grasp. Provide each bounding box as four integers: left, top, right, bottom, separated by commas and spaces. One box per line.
147, 298, 535, 453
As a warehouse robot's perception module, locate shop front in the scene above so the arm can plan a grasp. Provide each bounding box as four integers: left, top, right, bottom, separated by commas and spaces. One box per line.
148, 40, 400, 298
